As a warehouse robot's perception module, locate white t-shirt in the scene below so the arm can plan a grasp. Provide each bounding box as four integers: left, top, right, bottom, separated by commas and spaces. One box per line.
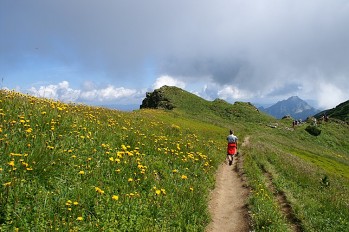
227, 134, 238, 143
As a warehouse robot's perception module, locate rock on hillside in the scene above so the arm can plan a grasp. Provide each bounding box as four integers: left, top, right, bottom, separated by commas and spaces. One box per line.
140, 86, 175, 110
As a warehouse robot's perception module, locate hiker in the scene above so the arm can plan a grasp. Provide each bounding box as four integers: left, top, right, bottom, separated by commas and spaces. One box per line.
324, 114, 329, 122
227, 129, 238, 166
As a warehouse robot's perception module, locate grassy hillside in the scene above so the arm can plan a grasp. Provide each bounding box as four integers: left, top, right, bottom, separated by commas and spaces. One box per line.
243, 118, 349, 231
315, 100, 349, 123
0, 90, 226, 231
141, 85, 274, 127
1, 88, 348, 231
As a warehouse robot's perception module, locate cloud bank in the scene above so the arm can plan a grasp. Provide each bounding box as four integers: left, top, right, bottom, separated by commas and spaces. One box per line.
26, 75, 191, 107
1, 0, 349, 108
28, 81, 144, 106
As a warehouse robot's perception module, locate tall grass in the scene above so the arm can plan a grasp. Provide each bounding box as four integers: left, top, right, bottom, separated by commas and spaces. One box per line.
243, 119, 349, 231
0, 90, 224, 231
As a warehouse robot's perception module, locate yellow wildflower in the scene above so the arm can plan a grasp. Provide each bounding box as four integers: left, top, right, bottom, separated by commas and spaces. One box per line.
3, 182, 11, 187
95, 187, 105, 194
21, 162, 29, 167
66, 200, 72, 206
112, 195, 119, 201
76, 216, 83, 221
181, 175, 188, 180
79, 170, 85, 175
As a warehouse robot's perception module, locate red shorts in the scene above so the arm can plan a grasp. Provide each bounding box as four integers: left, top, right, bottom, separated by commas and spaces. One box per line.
227, 143, 237, 155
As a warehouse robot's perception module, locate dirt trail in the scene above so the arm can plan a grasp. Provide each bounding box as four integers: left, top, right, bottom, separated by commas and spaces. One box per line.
206, 137, 250, 232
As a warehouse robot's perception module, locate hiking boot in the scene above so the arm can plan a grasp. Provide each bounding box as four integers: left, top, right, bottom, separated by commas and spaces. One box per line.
229, 160, 232, 166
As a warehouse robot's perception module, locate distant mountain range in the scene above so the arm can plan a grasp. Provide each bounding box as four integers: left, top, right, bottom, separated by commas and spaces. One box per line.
259, 96, 320, 120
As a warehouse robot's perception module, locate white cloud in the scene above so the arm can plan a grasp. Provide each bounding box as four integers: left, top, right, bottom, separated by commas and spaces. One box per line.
194, 82, 253, 102
316, 83, 347, 109
217, 85, 250, 101
80, 85, 137, 102
27, 81, 144, 105
28, 81, 80, 102
152, 75, 186, 89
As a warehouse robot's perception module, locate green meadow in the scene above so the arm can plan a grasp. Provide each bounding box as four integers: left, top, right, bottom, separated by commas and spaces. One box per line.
1, 87, 349, 231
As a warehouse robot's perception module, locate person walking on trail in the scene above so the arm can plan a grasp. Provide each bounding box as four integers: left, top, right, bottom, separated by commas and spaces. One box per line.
227, 129, 238, 166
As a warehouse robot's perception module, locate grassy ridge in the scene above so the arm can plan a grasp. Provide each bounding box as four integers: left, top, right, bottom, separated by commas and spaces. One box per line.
1, 88, 349, 231
157, 86, 273, 125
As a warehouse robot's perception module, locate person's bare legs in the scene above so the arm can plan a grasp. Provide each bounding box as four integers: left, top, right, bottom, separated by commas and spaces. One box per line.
226, 154, 233, 165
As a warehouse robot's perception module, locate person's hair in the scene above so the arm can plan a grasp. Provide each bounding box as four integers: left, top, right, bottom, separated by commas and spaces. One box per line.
229, 129, 233, 134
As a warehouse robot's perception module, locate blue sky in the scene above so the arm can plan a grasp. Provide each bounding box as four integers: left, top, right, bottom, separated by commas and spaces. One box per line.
1, 0, 349, 110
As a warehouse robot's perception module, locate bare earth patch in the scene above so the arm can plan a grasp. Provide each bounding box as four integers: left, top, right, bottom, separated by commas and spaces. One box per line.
206, 137, 250, 232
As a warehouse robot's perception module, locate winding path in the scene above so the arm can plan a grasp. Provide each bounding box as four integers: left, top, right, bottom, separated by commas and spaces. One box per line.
206, 136, 250, 232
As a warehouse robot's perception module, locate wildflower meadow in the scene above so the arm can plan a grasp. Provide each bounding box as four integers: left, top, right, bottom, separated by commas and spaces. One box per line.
0, 90, 225, 231
2, 88, 349, 231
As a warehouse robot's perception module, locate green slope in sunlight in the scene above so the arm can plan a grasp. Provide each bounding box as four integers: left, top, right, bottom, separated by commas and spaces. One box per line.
1, 88, 348, 231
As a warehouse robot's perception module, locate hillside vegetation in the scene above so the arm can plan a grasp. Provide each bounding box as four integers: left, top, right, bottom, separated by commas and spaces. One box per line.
140, 85, 272, 127
315, 100, 349, 123
1, 87, 349, 231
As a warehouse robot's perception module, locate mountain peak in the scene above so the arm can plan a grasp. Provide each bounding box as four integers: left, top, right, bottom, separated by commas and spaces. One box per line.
261, 96, 319, 120
288, 96, 301, 101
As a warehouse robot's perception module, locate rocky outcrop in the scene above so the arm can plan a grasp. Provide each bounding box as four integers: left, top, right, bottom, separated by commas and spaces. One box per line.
140, 87, 175, 110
